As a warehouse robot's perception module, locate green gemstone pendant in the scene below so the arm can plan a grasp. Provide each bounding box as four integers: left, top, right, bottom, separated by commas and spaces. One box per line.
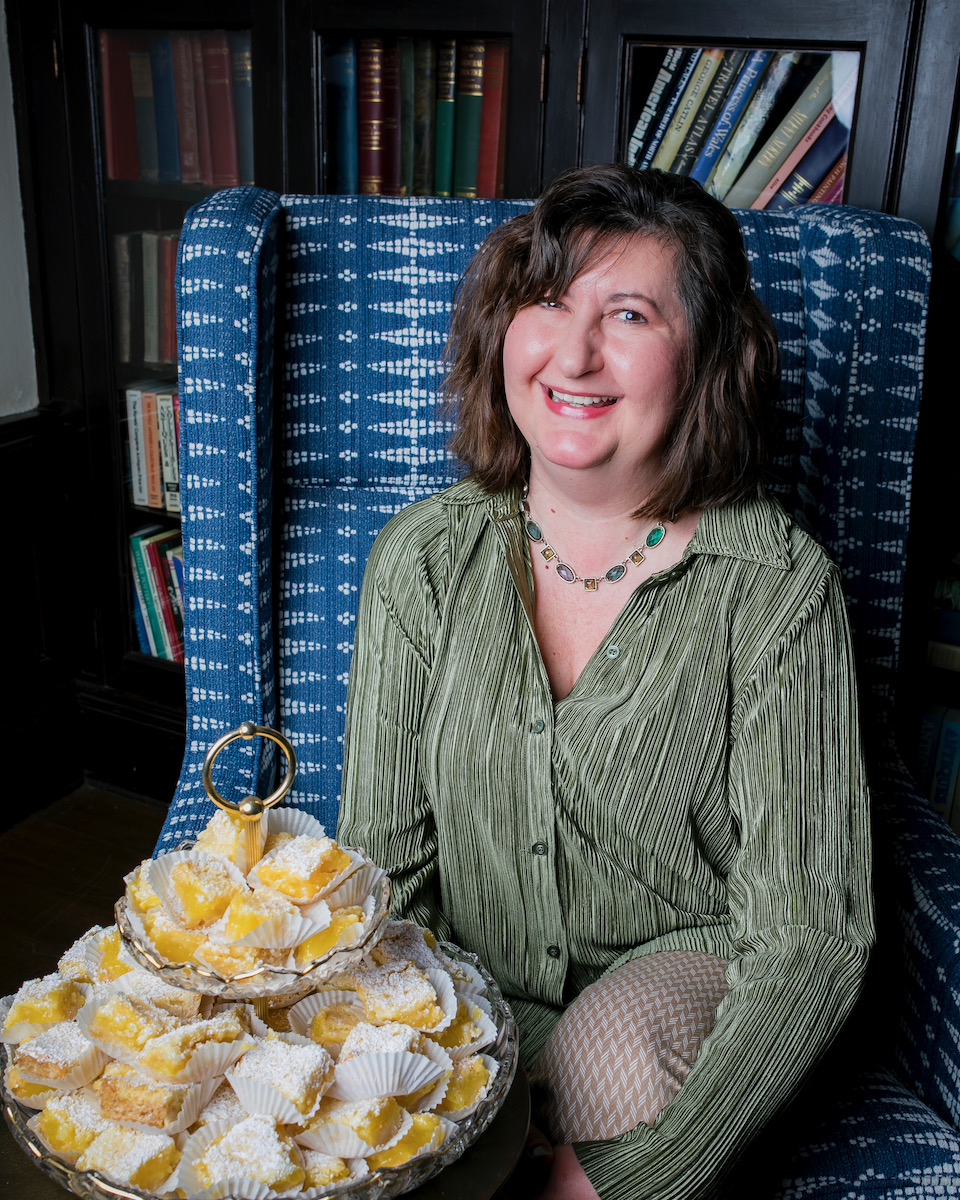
645, 523, 666, 548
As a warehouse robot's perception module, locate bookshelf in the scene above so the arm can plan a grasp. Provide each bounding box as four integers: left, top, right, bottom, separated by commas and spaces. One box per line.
6, 0, 960, 801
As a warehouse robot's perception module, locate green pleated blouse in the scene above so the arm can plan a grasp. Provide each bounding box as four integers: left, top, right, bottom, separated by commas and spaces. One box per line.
337, 476, 874, 1200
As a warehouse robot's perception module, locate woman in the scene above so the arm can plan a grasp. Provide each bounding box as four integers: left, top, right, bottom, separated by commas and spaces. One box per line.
338, 165, 873, 1199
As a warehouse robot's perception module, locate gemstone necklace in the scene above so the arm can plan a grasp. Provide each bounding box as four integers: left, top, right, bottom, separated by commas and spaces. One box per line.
520, 489, 666, 591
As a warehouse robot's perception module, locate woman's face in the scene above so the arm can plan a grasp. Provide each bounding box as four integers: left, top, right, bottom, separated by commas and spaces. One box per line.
502, 233, 688, 498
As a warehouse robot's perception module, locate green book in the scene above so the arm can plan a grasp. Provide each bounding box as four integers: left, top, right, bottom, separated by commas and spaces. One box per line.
434, 40, 457, 196
453, 41, 486, 198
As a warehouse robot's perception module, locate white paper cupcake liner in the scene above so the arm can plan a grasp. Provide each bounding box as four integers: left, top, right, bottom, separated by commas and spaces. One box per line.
103, 1074, 221, 1136
266, 808, 327, 841
325, 1047, 446, 1102
437, 1007, 498, 1061
247, 848, 367, 907
399, 1041, 454, 1113
295, 1106, 413, 1158
456, 990, 494, 1017
3, 1062, 56, 1109
437, 954, 488, 997
286, 991, 362, 1037
301, 1156, 369, 1198
0, 984, 92, 1046
322, 863, 386, 910
422, 969, 459, 1034
432, 1054, 499, 1121
225, 1062, 333, 1124
149, 850, 249, 930
15, 1035, 109, 1092
176, 1119, 306, 1199
205, 899, 332, 950
135, 1026, 257, 1085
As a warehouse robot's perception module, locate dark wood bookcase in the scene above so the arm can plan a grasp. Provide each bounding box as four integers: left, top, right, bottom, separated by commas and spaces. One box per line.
5, 0, 960, 810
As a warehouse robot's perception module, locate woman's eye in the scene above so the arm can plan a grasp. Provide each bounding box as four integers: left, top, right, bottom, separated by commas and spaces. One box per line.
615, 309, 645, 323
538, 298, 562, 309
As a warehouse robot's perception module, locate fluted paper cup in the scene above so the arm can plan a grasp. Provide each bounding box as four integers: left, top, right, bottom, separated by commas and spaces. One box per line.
295, 1106, 412, 1158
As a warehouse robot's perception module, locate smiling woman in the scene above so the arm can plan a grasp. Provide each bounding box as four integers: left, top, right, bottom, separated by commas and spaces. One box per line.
337, 165, 873, 1200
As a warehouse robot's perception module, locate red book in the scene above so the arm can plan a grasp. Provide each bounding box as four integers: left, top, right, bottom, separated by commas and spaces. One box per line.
99, 30, 139, 180
170, 33, 201, 183
810, 153, 847, 204
158, 232, 179, 364
144, 531, 184, 662
358, 38, 385, 194
191, 33, 214, 186
140, 388, 163, 509
476, 41, 508, 198
201, 32, 239, 187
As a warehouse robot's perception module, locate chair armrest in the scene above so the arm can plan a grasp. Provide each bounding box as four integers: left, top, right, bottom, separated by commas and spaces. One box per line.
157, 185, 284, 851
873, 742, 960, 1129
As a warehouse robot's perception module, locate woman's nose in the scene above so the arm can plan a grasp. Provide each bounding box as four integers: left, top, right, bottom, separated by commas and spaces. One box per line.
553, 317, 603, 378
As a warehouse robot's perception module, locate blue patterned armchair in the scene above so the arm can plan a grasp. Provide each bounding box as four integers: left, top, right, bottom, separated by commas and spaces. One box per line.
160, 187, 960, 1196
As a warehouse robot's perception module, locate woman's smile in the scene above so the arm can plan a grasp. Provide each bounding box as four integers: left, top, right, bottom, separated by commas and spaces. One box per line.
543, 384, 620, 416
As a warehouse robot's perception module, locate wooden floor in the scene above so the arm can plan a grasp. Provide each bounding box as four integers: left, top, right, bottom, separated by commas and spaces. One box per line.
0, 784, 167, 997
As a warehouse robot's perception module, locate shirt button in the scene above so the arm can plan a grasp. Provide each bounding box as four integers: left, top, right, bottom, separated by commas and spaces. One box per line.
532, 841, 548, 856
530, 718, 545, 733
546, 944, 562, 958
605, 644, 621, 659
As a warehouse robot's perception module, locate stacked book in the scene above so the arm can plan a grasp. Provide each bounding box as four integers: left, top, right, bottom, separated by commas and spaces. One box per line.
125, 379, 180, 516
99, 28, 253, 187
325, 36, 509, 198
130, 524, 184, 663
110, 230, 180, 367
625, 46, 859, 210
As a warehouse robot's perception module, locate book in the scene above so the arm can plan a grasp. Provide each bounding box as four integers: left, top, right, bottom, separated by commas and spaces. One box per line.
358, 38, 386, 194
327, 37, 359, 193
381, 41, 403, 196
476, 40, 508, 198
229, 32, 254, 185
399, 38, 415, 198
762, 116, 850, 212
626, 47, 687, 168
670, 48, 747, 177
110, 232, 143, 365
651, 48, 725, 172
688, 49, 774, 186
930, 708, 960, 821
144, 530, 184, 662
751, 63, 858, 209
928, 640, 960, 672
158, 231, 179, 365
434, 39, 457, 196
129, 524, 166, 659
156, 387, 181, 515
202, 32, 239, 188
705, 51, 805, 202
453, 41, 486, 198
141, 231, 160, 364
412, 39, 436, 196
148, 34, 181, 183
98, 30, 139, 180
128, 39, 159, 182
130, 560, 155, 656
810, 153, 846, 204
170, 32, 201, 183
166, 541, 185, 630
125, 381, 152, 506
638, 50, 702, 170
191, 33, 214, 186
723, 54, 856, 209
140, 386, 163, 509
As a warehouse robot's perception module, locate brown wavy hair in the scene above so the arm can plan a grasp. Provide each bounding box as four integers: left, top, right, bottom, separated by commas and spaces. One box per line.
444, 164, 780, 519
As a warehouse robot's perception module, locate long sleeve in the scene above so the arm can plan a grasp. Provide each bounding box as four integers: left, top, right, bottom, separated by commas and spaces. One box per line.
575, 565, 874, 1199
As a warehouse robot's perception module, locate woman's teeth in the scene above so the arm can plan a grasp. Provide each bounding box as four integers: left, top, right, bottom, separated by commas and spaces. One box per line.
548, 389, 618, 407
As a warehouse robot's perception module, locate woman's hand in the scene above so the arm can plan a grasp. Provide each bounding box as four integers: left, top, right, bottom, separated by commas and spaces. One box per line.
533, 1145, 601, 1200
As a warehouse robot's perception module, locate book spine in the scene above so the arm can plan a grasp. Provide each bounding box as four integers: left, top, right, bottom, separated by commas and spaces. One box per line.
141, 390, 163, 509
705, 51, 803, 201
191, 34, 214, 187
149, 34, 181, 183
99, 31, 139, 180
129, 542, 157, 655
723, 56, 842, 209
761, 116, 850, 212
627, 47, 685, 168
141, 232, 160, 364
930, 710, 960, 819
126, 385, 148, 507
639, 50, 701, 170
670, 49, 747, 176
412, 39, 436, 195
229, 32, 254, 185
399, 37, 415, 198
434, 40, 457, 196
202, 33, 239, 187
327, 37, 359, 193
381, 41, 403, 196
157, 390, 181, 514
453, 41, 486, 198
111, 234, 133, 363
494, 43, 509, 198
158, 232, 178, 365
689, 49, 773, 185
810, 154, 846, 204
358, 38, 385, 194
145, 535, 183, 662
130, 528, 166, 657
170, 33, 201, 183
128, 42, 159, 182
476, 40, 508, 198
166, 542, 185, 631
651, 48, 724, 172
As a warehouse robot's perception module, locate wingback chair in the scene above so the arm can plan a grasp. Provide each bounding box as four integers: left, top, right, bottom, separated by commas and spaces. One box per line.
158, 186, 960, 1196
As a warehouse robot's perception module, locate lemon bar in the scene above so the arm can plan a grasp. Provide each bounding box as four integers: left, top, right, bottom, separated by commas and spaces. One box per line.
302, 1149, 352, 1187
294, 906, 364, 963
117, 971, 203, 1021
56, 926, 102, 983
141, 907, 205, 963
435, 1054, 491, 1113
308, 1001, 363, 1052
4, 973, 86, 1036
33, 1089, 110, 1161
339, 1020, 424, 1060
77, 1125, 180, 1190
86, 992, 178, 1055
167, 854, 241, 928
137, 1006, 250, 1078
367, 1111, 443, 1169
308, 1095, 405, 1147
194, 807, 246, 861
256, 835, 352, 901
231, 1033, 334, 1115
429, 999, 485, 1050
219, 885, 299, 942
194, 1114, 304, 1191
91, 927, 135, 982
95, 1061, 193, 1127
14, 1020, 96, 1082
354, 963, 445, 1031
126, 861, 162, 912
191, 1078, 249, 1129
5, 1062, 56, 1106
370, 921, 440, 972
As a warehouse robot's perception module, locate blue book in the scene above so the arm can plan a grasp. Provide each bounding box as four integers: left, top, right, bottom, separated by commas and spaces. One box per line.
689, 49, 773, 185
639, 50, 701, 170
149, 34, 181, 183
763, 115, 850, 211
327, 37, 359, 193
128, 42, 158, 181
229, 32, 254, 185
